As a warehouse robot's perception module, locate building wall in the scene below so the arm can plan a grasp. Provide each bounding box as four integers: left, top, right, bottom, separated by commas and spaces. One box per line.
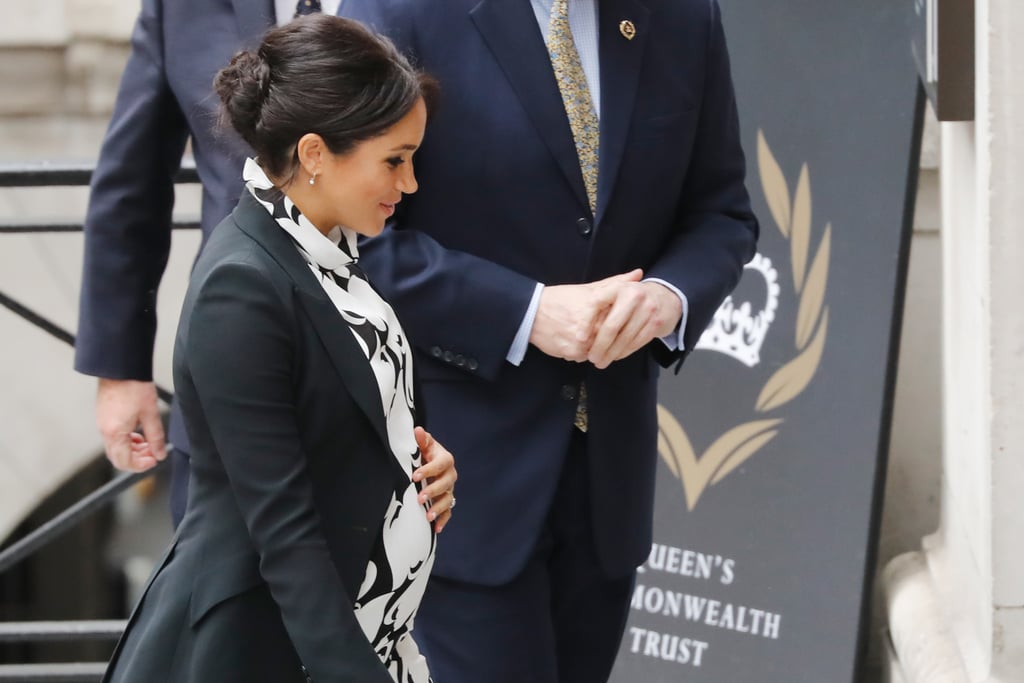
865, 107, 943, 677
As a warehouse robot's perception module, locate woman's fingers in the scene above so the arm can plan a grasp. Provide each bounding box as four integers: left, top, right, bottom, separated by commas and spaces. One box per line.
413, 427, 456, 481
426, 489, 455, 533
414, 426, 434, 456
434, 507, 452, 534
418, 471, 456, 505
411, 425, 457, 531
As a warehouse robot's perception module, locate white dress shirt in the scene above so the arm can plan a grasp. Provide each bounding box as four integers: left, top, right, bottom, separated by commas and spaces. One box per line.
274, 0, 341, 26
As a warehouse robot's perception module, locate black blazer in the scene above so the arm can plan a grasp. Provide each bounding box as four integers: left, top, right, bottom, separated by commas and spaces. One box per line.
104, 192, 412, 683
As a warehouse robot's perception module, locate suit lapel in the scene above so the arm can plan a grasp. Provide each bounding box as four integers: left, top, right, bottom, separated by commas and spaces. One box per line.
596, 0, 650, 225
232, 194, 391, 451
234, 0, 275, 47
470, 0, 591, 213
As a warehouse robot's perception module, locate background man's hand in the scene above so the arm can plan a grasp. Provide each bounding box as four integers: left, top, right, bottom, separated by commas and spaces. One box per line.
587, 281, 683, 369
529, 269, 643, 361
96, 379, 167, 472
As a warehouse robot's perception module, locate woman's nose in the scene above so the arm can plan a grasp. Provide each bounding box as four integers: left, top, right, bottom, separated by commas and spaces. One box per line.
397, 164, 418, 194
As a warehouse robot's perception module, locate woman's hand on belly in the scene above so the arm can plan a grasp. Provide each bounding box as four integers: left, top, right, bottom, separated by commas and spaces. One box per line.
412, 426, 457, 534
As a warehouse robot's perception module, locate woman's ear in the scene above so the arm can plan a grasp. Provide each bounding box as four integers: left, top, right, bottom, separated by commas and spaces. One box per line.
295, 133, 327, 180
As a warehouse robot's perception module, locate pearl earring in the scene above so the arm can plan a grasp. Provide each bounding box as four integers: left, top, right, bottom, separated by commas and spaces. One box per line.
309, 172, 317, 186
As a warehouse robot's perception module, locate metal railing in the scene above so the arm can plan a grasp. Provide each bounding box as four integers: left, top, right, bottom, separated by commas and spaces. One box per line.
0, 162, 198, 681
0, 623, 125, 682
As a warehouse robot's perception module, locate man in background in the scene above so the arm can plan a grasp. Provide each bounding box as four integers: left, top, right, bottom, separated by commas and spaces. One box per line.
75, 0, 339, 524
340, 1, 758, 681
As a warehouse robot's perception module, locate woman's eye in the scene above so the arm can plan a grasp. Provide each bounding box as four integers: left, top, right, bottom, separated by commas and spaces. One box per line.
386, 157, 405, 168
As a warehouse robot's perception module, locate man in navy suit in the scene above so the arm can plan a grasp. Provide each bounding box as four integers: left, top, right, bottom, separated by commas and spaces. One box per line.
75, 0, 339, 524
339, 1, 758, 681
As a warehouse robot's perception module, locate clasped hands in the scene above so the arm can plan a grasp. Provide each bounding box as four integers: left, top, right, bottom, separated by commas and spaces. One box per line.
528, 269, 682, 368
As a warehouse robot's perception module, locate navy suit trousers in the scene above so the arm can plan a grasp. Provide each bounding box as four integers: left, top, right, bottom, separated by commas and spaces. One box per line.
413, 429, 636, 683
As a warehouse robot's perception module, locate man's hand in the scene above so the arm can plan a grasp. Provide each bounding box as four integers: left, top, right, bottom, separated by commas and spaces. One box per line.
96, 379, 167, 472
587, 281, 683, 369
529, 269, 643, 361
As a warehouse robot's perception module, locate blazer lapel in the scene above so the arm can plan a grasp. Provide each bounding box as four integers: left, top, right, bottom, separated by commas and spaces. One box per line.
231, 194, 391, 451
470, 0, 591, 213
596, 0, 651, 225
294, 290, 393, 452
234, 0, 275, 47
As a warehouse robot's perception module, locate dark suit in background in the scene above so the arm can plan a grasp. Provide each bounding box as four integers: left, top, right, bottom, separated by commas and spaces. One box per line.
104, 192, 400, 683
341, 0, 758, 680
74, 0, 278, 522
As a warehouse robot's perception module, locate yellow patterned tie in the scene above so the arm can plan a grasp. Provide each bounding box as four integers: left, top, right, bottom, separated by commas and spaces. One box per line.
547, 0, 595, 432
547, 0, 599, 216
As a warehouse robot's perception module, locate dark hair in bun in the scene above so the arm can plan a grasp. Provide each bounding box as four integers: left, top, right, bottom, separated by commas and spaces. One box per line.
214, 50, 272, 141
214, 14, 438, 185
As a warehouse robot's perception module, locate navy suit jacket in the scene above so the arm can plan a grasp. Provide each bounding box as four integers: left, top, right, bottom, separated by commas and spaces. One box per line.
74, 0, 279, 451
340, 0, 759, 583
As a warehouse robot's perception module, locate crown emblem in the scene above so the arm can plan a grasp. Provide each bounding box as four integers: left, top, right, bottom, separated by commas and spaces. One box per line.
695, 253, 780, 367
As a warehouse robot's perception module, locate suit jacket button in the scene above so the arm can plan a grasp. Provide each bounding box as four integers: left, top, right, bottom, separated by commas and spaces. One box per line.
443, 350, 454, 363
455, 354, 466, 367
561, 384, 577, 401
577, 217, 592, 237
467, 358, 479, 371
431, 346, 443, 358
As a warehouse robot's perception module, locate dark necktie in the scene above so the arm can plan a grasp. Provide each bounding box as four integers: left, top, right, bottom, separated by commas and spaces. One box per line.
293, 0, 322, 18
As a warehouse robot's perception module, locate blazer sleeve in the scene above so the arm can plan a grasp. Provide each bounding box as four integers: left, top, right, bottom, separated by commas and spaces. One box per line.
645, 0, 759, 367
74, 0, 190, 381
185, 260, 392, 683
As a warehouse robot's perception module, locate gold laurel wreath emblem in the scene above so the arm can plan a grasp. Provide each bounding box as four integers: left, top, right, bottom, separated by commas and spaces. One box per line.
659, 130, 832, 510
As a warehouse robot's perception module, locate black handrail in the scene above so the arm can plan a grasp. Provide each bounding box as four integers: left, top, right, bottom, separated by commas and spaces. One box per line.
0, 462, 168, 574
0, 663, 109, 681
0, 163, 198, 187
0, 621, 127, 642
0, 290, 76, 348
0, 292, 174, 406
0, 221, 199, 234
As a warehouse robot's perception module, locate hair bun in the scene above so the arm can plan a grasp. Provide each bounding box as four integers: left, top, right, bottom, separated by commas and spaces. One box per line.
214, 49, 272, 143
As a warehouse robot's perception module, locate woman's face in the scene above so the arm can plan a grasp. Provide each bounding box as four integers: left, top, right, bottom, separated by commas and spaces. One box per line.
317, 97, 428, 237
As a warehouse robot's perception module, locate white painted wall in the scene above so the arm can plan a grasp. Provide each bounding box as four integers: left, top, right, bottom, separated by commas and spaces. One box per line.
886, 0, 1024, 680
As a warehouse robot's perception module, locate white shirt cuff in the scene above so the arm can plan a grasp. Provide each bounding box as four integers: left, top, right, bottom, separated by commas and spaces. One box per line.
644, 278, 688, 352
507, 283, 545, 366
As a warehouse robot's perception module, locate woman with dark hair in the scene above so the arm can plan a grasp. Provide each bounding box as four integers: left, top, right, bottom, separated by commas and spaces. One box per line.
102, 15, 453, 683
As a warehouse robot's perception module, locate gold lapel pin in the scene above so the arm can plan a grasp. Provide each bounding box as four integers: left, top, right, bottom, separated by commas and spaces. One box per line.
619, 20, 636, 40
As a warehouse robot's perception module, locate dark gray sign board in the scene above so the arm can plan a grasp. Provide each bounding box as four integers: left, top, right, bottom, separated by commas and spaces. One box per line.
611, 2, 923, 681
